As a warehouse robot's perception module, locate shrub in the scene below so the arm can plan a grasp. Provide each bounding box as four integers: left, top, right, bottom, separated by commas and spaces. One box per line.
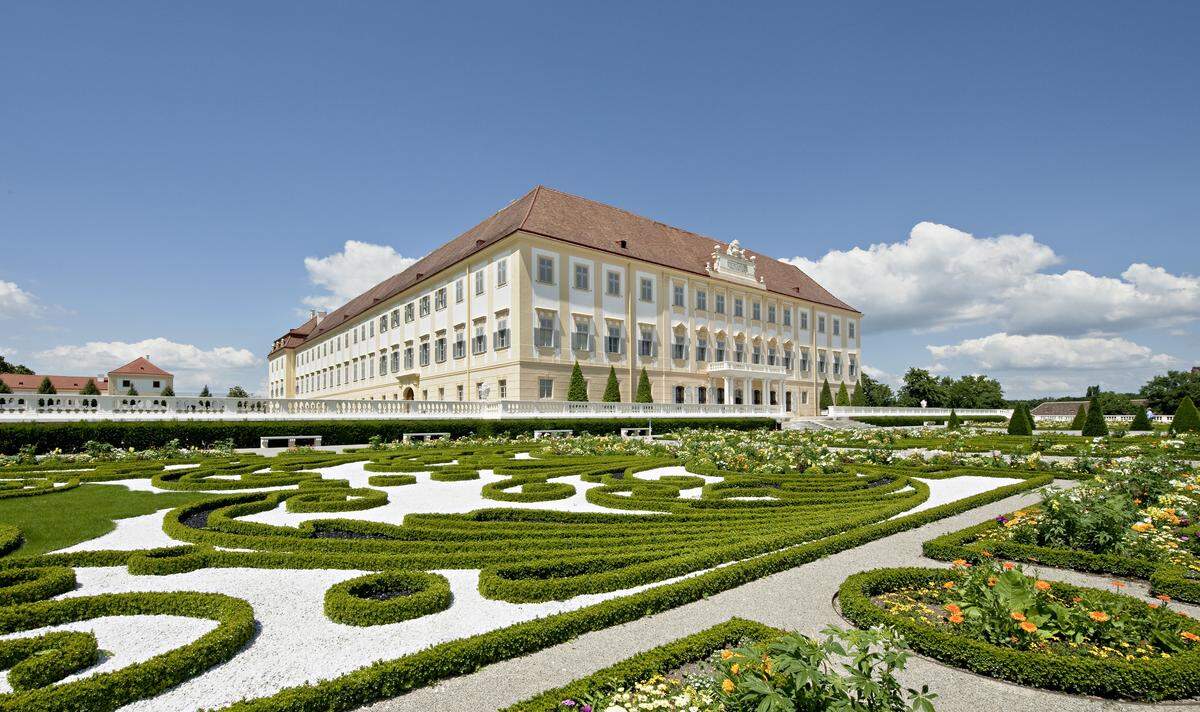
946, 409, 961, 430
635, 367, 653, 403
126, 386, 138, 396
851, 378, 866, 406
199, 385, 212, 397
567, 362, 588, 402
1082, 396, 1109, 437
160, 385, 175, 397
36, 377, 56, 395
1129, 408, 1153, 431
835, 382, 850, 406
1006, 404, 1032, 435
819, 380, 833, 411
227, 385, 249, 398
324, 571, 452, 625
1171, 397, 1200, 434
602, 366, 621, 402
1069, 403, 1088, 430
79, 379, 101, 396
0, 380, 10, 394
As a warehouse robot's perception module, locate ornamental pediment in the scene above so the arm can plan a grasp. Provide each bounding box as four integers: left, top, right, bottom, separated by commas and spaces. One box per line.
706, 240, 766, 289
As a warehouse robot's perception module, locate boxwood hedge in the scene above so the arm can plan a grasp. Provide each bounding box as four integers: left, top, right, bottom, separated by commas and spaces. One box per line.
324, 570, 453, 626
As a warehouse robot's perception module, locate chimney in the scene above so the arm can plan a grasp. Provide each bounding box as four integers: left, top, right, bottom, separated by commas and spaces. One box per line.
309, 310, 328, 325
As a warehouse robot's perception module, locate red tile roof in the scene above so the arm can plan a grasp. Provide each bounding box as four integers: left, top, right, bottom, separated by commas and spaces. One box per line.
108, 357, 172, 377
278, 186, 858, 352
0, 374, 108, 392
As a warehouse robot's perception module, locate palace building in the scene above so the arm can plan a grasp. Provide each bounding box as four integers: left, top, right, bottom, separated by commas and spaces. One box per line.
267, 186, 860, 416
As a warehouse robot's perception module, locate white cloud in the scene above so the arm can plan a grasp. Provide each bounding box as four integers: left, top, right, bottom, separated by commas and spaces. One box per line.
302, 241, 419, 311
34, 337, 260, 394
0, 280, 40, 319
927, 333, 1176, 371
787, 222, 1200, 336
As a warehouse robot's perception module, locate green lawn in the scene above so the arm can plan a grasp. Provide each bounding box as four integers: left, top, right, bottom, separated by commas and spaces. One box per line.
0, 483, 212, 556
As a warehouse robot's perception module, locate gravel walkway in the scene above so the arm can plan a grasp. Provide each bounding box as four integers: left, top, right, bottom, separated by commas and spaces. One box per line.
362, 484, 1200, 712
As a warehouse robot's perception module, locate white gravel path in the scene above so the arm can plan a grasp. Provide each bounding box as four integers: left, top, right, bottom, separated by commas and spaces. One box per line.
894, 476, 1021, 518
56, 508, 191, 552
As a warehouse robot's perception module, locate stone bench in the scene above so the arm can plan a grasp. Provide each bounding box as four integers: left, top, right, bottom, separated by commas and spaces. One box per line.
402, 432, 451, 443
533, 429, 573, 439
620, 427, 652, 439
260, 435, 323, 448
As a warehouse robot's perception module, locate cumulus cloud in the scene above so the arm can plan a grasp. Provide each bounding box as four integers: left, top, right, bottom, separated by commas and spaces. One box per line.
786, 222, 1200, 336
302, 241, 419, 311
0, 280, 40, 319
928, 333, 1177, 371
34, 337, 260, 394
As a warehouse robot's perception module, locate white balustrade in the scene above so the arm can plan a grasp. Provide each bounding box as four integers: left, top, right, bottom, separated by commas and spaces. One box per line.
706, 361, 788, 376
824, 406, 1014, 419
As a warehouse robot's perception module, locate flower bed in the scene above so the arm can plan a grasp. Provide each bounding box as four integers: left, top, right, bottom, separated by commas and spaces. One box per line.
839, 562, 1200, 700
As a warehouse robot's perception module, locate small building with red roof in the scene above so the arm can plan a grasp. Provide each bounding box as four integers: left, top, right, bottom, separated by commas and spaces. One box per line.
0, 356, 173, 396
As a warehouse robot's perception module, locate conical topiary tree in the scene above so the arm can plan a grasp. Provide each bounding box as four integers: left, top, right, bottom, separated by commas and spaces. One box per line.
567, 362, 588, 402
0, 379, 11, 394
36, 377, 56, 394
1068, 403, 1087, 430
80, 378, 101, 396
819, 380, 833, 411
1081, 396, 1109, 437
946, 409, 962, 430
160, 384, 175, 397
635, 368, 653, 403
126, 386, 138, 396
1007, 403, 1032, 435
850, 378, 866, 406
1171, 396, 1200, 434
1129, 408, 1152, 432
199, 385, 211, 398
602, 366, 621, 402
835, 382, 850, 406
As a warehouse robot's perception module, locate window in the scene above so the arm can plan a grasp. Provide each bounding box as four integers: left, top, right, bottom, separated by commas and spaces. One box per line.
752, 344, 762, 365
768, 347, 778, 366
435, 288, 447, 311
833, 318, 840, 336
391, 309, 400, 328
152, 380, 160, 388
405, 304, 415, 322
122, 379, 130, 387
437, 387, 444, 400
455, 280, 464, 303
734, 342, 745, 363
379, 316, 388, 333
573, 264, 590, 291
833, 353, 842, 377
496, 258, 508, 286
848, 321, 856, 339
475, 269, 485, 295
734, 298, 744, 318
817, 351, 826, 374
456, 384, 464, 402
696, 337, 708, 361
538, 378, 553, 399
672, 284, 685, 307
419, 296, 430, 317
535, 313, 556, 348
767, 305, 776, 323
818, 315, 826, 333
419, 342, 430, 367
849, 354, 858, 378
435, 336, 446, 363
572, 317, 592, 351
453, 330, 466, 359
715, 338, 726, 361
783, 350, 793, 370
639, 277, 654, 302
695, 290, 707, 311
799, 311, 808, 330
606, 270, 621, 296
473, 324, 487, 354
536, 255, 555, 284
638, 326, 655, 356
379, 354, 387, 375
605, 323, 622, 354
476, 382, 485, 400
369, 321, 374, 338
752, 301, 761, 321
498, 379, 507, 399
390, 351, 400, 372
404, 347, 414, 370
672, 333, 687, 360
782, 308, 791, 327
494, 317, 510, 349
674, 385, 685, 404
715, 293, 726, 314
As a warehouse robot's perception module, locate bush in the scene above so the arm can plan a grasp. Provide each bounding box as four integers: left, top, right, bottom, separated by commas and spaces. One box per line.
36, 377, 56, 395
126, 386, 138, 396
1129, 408, 1153, 431
1069, 403, 1088, 430
199, 385, 212, 397
835, 382, 850, 406
1171, 397, 1200, 434
1082, 396, 1109, 437
160, 385, 175, 397
946, 409, 961, 430
567, 362, 588, 402
851, 378, 866, 406
635, 368, 653, 403
1007, 403, 1032, 435
324, 571, 452, 626
0, 380, 10, 394
79, 379, 101, 396
227, 385, 249, 398
602, 366, 621, 402
819, 380, 833, 411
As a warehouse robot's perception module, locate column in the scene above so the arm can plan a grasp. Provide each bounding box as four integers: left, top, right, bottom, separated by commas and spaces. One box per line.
723, 376, 732, 404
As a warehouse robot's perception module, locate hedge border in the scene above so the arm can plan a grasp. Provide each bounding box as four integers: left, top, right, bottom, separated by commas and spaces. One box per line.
324, 571, 453, 626
0, 630, 98, 691
838, 566, 1200, 701
500, 617, 781, 712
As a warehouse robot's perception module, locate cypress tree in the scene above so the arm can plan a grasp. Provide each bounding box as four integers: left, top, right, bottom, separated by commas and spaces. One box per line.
567, 362, 588, 402
1128, 408, 1152, 431
1081, 396, 1109, 437
160, 384, 175, 397
36, 377, 56, 394
0, 379, 11, 394
1007, 403, 1032, 435
1171, 396, 1200, 434
199, 385, 212, 398
946, 409, 961, 430
835, 382, 850, 406
1068, 403, 1087, 430
602, 366, 621, 402
850, 378, 866, 406
819, 380, 833, 411
80, 379, 101, 396
126, 386, 139, 396
635, 368, 653, 403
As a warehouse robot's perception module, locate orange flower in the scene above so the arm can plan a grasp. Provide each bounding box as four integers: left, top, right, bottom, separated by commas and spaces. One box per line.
1010, 611, 1027, 621
942, 581, 955, 589
1111, 580, 1126, 589
980, 550, 994, 558
721, 649, 733, 661
1089, 611, 1111, 622
1182, 631, 1200, 643
731, 663, 740, 675
1019, 621, 1038, 633
945, 603, 962, 615
1072, 596, 1083, 603
1034, 580, 1051, 591
949, 613, 965, 624
722, 678, 735, 693
952, 559, 969, 568
1158, 594, 1172, 603
988, 577, 997, 587
1003, 562, 1015, 571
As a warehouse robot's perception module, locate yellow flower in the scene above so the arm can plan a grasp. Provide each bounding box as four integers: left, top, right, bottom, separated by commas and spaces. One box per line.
730, 663, 740, 675
942, 581, 955, 589
722, 678, 735, 693
1010, 611, 1027, 622
1182, 631, 1200, 642
1020, 621, 1038, 633
721, 649, 733, 660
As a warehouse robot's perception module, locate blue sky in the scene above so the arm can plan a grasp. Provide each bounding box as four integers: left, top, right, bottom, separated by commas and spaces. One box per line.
1, 2, 1197, 396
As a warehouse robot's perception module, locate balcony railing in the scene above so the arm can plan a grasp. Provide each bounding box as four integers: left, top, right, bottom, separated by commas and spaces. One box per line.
0, 394, 785, 421
706, 360, 788, 376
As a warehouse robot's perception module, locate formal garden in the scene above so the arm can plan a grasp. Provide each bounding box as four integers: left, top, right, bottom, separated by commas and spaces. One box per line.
0, 411, 1197, 711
